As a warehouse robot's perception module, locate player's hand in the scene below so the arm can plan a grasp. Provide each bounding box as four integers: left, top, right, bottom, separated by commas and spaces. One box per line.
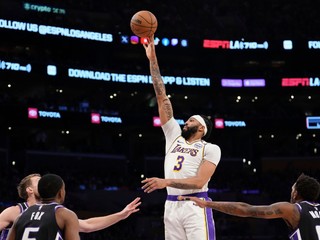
143, 35, 157, 61
141, 177, 167, 193
119, 197, 141, 219
177, 196, 207, 208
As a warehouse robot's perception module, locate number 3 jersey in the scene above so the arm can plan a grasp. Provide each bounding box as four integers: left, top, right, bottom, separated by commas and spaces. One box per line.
14, 203, 64, 240
162, 118, 221, 196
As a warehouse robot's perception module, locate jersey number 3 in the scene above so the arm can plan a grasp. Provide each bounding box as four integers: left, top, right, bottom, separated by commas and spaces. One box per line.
173, 156, 185, 171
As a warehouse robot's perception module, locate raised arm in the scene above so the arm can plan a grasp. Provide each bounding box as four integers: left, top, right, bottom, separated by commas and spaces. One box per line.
78, 197, 141, 233
143, 35, 173, 125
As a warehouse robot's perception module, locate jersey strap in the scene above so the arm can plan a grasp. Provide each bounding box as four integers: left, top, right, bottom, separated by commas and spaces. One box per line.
17, 202, 29, 213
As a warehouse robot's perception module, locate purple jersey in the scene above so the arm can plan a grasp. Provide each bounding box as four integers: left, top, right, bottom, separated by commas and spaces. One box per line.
289, 201, 320, 240
0, 202, 29, 240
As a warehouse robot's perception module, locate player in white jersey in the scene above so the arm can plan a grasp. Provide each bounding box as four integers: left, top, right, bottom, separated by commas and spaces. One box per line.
141, 35, 221, 240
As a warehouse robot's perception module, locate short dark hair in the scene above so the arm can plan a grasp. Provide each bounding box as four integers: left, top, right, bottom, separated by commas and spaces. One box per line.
200, 115, 213, 141
295, 173, 320, 202
38, 174, 64, 199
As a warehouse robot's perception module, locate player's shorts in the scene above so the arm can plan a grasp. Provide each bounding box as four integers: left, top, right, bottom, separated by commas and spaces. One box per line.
164, 192, 215, 240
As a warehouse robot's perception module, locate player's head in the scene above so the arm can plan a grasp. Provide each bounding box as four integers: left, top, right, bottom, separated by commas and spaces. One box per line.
38, 173, 65, 203
17, 173, 41, 200
291, 173, 320, 203
182, 115, 212, 141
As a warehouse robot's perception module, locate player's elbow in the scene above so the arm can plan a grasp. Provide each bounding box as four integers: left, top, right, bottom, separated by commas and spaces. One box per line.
78, 221, 93, 233
194, 180, 207, 189
79, 226, 92, 233
195, 184, 204, 189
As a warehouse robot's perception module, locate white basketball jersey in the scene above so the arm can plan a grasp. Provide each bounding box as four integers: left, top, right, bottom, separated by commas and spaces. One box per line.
162, 118, 221, 195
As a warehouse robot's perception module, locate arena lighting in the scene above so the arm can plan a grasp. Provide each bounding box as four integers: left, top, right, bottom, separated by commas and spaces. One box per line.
161, 38, 170, 46
28, 108, 61, 119
155, 37, 160, 45
91, 113, 101, 124
281, 77, 320, 87
0, 18, 113, 42
28, 108, 38, 119
130, 36, 139, 44
171, 38, 178, 46
0, 59, 32, 73
306, 116, 320, 129
203, 39, 268, 50
91, 113, 122, 124
243, 79, 265, 87
176, 119, 185, 125
101, 116, 122, 123
68, 68, 210, 87
153, 117, 184, 127
214, 118, 246, 128
47, 65, 57, 76
139, 37, 160, 45
214, 118, 224, 129
180, 39, 188, 47
123, 35, 186, 47
120, 35, 129, 44
140, 37, 148, 44
308, 41, 320, 49
153, 117, 161, 127
23, 2, 66, 15
221, 79, 242, 87
224, 121, 246, 127
221, 78, 265, 87
283, 40, 293, 50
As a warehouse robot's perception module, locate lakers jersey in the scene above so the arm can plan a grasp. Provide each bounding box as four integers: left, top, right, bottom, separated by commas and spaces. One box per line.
162, 118, 221, 196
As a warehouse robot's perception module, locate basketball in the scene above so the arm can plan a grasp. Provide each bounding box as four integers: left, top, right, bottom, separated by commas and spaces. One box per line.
130, 10, 158, 38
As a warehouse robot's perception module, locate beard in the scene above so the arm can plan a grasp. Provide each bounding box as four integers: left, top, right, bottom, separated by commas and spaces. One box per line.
181, 125, 198, 140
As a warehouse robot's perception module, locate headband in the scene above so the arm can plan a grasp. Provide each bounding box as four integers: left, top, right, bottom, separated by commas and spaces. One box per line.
191, 115, 207, 136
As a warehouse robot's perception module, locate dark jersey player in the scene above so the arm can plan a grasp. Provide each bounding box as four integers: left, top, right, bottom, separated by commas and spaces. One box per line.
7, 174, 80, 240
0, 203, 28, 240
0, 173, 141, 239
179, 173, 320, 240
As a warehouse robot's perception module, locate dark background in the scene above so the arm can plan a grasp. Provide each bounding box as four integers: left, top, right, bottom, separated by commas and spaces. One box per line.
1, 0, 320, 239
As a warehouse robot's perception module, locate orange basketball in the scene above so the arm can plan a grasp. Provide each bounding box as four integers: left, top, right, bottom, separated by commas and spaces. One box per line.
130, 10, 158, 38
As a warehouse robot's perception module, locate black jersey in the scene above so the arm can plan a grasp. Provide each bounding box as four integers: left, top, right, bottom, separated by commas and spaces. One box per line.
14, 202, 64, 240
289, 201, 320, 240
0, 202, 29, 240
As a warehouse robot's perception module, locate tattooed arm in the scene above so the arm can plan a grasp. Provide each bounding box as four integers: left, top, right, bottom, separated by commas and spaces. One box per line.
143, 35, 173, 125
178, 197, 300, 229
